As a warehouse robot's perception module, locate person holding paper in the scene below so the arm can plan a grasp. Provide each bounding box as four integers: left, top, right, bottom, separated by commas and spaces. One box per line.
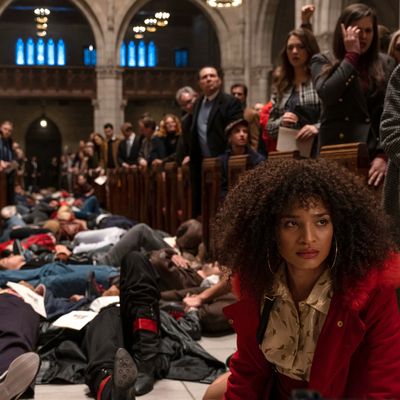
310, 3, 395, 186
266, 28, 321, 155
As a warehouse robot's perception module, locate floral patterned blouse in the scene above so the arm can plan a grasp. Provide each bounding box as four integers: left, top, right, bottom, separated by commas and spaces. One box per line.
260, 266, 333, 381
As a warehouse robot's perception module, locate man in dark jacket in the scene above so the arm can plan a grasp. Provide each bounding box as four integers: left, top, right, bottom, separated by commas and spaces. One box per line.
175, 86, 198, 165
190, 67, 243, 217
0, 121, 16, 205
117, 122, 142, 168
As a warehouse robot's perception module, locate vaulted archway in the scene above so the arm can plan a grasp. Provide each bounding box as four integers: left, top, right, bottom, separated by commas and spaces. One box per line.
25, 116, 62, 187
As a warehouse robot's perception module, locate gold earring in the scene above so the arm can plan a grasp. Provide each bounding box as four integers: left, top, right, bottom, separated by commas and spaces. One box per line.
267, 251, 274, 274
330, 238, 338, 270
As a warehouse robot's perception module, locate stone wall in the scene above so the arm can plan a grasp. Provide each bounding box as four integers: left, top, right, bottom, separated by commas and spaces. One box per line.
0, 98, 93, 153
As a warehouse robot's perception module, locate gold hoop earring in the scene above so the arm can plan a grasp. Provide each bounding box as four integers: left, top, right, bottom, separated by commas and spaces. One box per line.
330, 237, 338, 270
267, 251, 274, 274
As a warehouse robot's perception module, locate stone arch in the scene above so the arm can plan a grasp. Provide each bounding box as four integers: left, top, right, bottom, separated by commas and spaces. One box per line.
0, 0, 105, 63
253, 0, 297, 69
68, 0, 105, 62
25, 116, 62, 187
247, 0, 289, 103
253, 0, 281, 68
114, 0, 230, 68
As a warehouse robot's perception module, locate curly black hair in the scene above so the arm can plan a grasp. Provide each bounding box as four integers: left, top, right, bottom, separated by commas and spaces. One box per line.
212, 159, 395, 300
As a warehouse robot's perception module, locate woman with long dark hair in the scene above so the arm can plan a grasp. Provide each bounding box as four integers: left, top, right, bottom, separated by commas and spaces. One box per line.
267, 28, 321, 152
310, 3, 395, 186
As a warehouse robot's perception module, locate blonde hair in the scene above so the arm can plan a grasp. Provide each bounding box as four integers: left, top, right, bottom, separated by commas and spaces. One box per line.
1, 206, 17, 219
388, 29, 400, 61
156, 114, 182, 137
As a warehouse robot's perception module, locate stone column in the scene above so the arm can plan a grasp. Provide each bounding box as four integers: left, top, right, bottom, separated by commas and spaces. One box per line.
248, 65, 273, 105
94, 66, 124, 133
222, 67, 245, 94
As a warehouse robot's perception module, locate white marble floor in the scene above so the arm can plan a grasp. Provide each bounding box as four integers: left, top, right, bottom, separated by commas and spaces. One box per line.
34, 334, 236, 400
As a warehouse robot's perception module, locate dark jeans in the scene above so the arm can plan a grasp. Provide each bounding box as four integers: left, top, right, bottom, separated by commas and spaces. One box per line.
74, 195, 100, 220
96, 223, 168, 267
120, 250, 160, 322
0, 263, 118, 298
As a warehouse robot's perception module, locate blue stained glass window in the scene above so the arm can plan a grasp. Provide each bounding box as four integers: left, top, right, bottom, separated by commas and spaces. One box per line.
127, 41, 136, 67
83, 48, 91, 65
16, 38, 25, 65
91, 49, 96, 65
138, 40, 146, 67
36, 38, 45, 65
175, 49, 189, 67
147, 41, 157, 67
16, 38, 67, 66
26, 38, 35, 65
47, 39, 55, 65
120, 42, 126, 67
57, 39, 66, 66
83, 47, 96, 66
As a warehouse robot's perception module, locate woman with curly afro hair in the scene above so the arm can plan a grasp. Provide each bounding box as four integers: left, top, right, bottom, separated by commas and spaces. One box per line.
210, 158, 400, 399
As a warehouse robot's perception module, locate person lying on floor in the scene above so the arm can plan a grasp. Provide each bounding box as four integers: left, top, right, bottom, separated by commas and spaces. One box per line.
84, 250, 226, 399
0, 276, 134, 400
0, 288, 41, 400
94, 218, 203, 267
0, 261, 118, 298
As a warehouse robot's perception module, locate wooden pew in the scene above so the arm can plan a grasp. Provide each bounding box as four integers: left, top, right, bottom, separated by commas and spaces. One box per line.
130, 167, 141, 222
93, 178, 108, 210
0, 172, 7, 209
201, 158, 221, 254
120, 170, 130, 217
107, 169, 127, 216
228, 154, 249, 190
150, 164, 166, 231
138, 167, 151, 225
319, 142, 369, 179
106, 169, 118, 215
178, 163, 192, 222
268, 150, 300, 160
164, 162, 179, 234
319, 142, 384, 198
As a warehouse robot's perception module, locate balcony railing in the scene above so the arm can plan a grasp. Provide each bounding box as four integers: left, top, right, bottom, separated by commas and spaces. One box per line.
0, 66, 96, 98
123, 68, 198, 99
0, 66, 198, 100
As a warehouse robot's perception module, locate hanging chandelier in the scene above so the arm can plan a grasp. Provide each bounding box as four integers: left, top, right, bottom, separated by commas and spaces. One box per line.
34, 8, 50, 16
34, 8, 50, 37
206, 0, 242, 7
133, 25, 146, 39
144, 18, 157, 32
154, 11, 170, 27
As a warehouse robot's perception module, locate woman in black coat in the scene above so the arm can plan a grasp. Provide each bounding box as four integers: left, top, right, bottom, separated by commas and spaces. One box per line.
310, 3, 395, 187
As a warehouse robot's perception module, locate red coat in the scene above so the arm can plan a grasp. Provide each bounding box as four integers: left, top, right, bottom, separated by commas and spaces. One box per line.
223, 255, 400, 399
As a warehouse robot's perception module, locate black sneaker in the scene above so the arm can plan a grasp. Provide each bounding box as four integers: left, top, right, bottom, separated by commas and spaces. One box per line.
0, 353, 40, 400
